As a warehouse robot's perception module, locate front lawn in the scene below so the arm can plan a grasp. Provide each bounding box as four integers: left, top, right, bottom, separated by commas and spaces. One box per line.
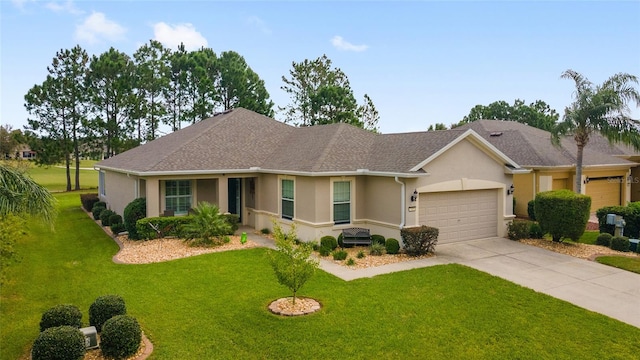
596, 256, 640, 274
1, 193, 639, 359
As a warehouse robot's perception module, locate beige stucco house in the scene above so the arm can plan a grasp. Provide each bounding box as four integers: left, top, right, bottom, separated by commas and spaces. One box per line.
95, 108, 528, 244
457, 120, 640, 216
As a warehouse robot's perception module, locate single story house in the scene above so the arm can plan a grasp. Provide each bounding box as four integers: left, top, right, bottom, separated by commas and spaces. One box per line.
95, 108, 529, 243
457, 120, 640, 216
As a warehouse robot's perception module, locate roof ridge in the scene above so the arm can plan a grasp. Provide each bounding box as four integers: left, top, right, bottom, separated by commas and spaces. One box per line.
311, 124, 347, 172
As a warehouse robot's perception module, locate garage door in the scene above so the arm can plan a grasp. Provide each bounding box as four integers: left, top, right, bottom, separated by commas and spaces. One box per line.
587, 178, 621, 212
419, 189, 498, 243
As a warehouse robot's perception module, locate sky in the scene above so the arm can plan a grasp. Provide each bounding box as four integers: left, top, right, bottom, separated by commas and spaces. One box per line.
1, 0, 639, 135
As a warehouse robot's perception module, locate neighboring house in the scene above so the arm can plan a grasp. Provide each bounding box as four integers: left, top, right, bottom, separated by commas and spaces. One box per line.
13, 144, 36, 160
95, 108, 528, 244
457, 120, 640, 215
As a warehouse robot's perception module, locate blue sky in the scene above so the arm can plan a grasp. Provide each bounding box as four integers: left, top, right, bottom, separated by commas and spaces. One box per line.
2, 0, 639, 134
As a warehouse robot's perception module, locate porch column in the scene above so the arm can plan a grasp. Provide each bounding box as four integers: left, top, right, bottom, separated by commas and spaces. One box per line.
219, 177, 229, 213
146, 178, 160, 218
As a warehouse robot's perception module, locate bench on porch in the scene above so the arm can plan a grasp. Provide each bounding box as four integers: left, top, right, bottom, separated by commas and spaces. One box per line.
341, 227, 372, 246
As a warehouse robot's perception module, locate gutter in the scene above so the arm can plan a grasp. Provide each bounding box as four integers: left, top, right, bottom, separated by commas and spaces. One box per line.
394, 176, 406, 229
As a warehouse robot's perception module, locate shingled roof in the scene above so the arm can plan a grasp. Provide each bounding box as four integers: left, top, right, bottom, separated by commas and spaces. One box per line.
96, 108, 520, 176
456, 120, 637, 167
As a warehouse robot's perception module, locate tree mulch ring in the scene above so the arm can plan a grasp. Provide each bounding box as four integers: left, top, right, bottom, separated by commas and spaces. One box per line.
268, 297, 321, 316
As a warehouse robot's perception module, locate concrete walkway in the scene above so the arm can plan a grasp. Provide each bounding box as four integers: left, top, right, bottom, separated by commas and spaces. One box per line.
239, 228, 640, 329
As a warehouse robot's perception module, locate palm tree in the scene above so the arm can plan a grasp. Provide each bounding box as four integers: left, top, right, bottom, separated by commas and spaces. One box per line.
0, 164, 56, 223
553, 70, 640, 193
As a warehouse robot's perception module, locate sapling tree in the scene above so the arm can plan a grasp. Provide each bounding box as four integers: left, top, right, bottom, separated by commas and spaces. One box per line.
269, 220, 318, 304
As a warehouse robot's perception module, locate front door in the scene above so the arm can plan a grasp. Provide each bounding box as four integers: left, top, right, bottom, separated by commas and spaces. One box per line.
228, 178, 242, 222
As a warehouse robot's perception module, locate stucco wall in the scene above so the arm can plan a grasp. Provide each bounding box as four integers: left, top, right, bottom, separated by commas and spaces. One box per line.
102, 171, 137, 217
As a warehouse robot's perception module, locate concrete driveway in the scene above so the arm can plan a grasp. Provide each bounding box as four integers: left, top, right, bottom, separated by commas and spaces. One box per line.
318, 237, 640, 329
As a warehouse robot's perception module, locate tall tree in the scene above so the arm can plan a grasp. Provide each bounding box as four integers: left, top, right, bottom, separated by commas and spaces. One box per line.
132, 40, 170, 142
183, 47, 218, 124
88, 47, 136, 158
217, 51, 274, 116
164, 43, 189, 131
427, 123, 448, 131
552, 70, 640, 193
357, 94, 379, 132
0, 125, 18, 159
457, 99, 559, 131
310, 85, 360, 126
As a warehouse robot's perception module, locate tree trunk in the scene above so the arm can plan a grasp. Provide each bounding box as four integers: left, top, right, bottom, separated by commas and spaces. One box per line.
575, 143, 584, 194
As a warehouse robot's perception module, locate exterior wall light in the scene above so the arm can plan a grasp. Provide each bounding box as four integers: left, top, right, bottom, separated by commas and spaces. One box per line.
410, 190, 418, 202
507, 184, 515, 195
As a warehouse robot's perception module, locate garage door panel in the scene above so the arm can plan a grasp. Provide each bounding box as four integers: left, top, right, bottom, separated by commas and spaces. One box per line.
419, 189, 499, 243
586, 179, 620, 212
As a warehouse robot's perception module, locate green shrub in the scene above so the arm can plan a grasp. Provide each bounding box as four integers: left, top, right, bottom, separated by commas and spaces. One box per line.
100, 209, 116, 226
535, 190, 591, 242
32, 326, 85, 360
529, 222, 544, 239
527, 200, 536, 221
356, 250, 366, 259
320, 236, 338, 250
110, 223, 126, 235
337, 233, 344, 248
260, 228, 271, 235
596, 205, 640, 239
385, 238, 400, 254
332, 249, 348, 260
507, 220, 531, 240
401, 226, 438, 256
123, 198, 146, 240
92, 205, 106, 220
610, 236, 630, 252
370, 243, 385, 256
182, 202, 233, 244
222, 213, 240, 233
100, 315, 142, 360
136, 216, 193, 240
80, 193, 99, 212
89, 295, 126, 333
109, 214, 123, 225
346, 257, 356, 266
39, 304, 82, 332
371, 234, 386, 246
318, 246, 331, 257
596, 233, 613, 247
92, 201, 106, 210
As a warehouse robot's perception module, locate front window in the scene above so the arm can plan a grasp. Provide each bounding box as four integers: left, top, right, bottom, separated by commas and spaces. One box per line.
281, 179, 294, 220
165, 180, 192, 215
333, 181, 351, 224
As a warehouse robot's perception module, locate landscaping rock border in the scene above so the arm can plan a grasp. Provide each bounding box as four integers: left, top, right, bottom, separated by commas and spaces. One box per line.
268, 297, 321, 316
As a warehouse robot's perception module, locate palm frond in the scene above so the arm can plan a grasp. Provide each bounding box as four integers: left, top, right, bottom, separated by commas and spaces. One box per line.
0, 164, 56, 224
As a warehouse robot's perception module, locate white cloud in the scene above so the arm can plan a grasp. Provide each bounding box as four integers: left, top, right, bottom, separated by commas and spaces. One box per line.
246, 15, 271, 35
45, 0, 83, 15
331, 35, 368, 52
75, 12, 126, 44
153, 22, 208, 51
11, 0, 33, 10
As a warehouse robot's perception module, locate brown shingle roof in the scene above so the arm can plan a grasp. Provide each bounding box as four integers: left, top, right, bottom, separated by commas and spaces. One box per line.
456, 120, 636, 167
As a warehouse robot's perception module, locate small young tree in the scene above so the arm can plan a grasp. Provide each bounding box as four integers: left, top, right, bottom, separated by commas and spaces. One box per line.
269, 220, 318, 305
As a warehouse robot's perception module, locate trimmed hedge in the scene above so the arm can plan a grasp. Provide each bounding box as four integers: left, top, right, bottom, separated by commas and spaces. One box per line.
596, 233, 613, 247
507, 220, 531, 240
80, 193, 99, 212
385, 238, 400, 254
610, 236, 630, 252
320, 236, 338, 250
110, 223, 126, 235
136, 216, 193, 240
100, 315, 142, 360
109, 214, 123, 225
89, 295, 126, 333
401, 226, 438, 256
93, 201, 106, 210
535, 190, 590, 242
100, 209, 117, 226
529, 222, 544, 239
123, 198, 146, 240
39, 304, 82, 332
527, 200, 536, 221
92, 205, 106, 221
596, 204, 640, 239
32, 326, 85, 360
371, 234, 386, 246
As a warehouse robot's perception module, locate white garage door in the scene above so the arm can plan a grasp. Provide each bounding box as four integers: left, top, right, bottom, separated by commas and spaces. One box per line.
419, 189, 498, 243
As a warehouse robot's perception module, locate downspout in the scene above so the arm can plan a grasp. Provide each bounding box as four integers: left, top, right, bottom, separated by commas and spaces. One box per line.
394, 176, 406, 229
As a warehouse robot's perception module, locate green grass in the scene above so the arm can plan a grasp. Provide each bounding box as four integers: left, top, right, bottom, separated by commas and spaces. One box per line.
2, 193, 640, 359
576, 230, 599, 245
596, 256, 640, 274
27, 162, 98, 192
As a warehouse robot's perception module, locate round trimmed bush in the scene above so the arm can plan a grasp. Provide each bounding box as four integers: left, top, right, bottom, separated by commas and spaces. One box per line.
110, 222, 126, 235
320, 236, 338, 250
535, 190, 591, 242
92, 201, 106, 211
92, 205, 106, 220
109, 214, 123, 225
595, 233, 613, 247
100, 315, 142, 360
318, 246, 331, 257
123, 198, 146, 240
39, 304, 82, 332
89, 295, 126, 332
610, 236, 630, 252
32, 326, 85, 360
385, 238, 400, 254
529, 222, 544, 239
100, 209, 117, 226
371, 234, 386, 246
